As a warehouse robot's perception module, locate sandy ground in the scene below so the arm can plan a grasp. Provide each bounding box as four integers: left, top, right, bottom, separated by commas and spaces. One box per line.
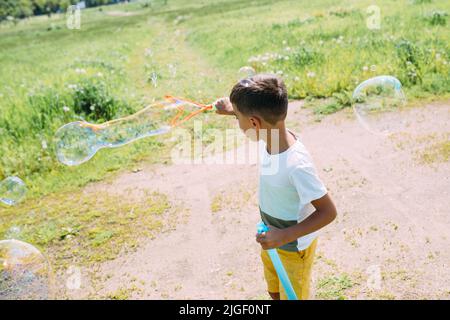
61, 101, 450, 300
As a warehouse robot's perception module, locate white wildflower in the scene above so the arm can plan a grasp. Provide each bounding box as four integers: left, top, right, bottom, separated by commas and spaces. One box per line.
63, 106, 70, 112
144, 48, 153, 57
41, 140, 48, 150
307, 71, 316, 78
362, 66, 369, 72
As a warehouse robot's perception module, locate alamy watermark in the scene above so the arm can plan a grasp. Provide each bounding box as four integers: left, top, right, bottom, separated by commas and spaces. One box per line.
366, 264, 382, 290
65, 265, 81, 290
366, 5, 381, 30
66, 5, 81, 30
169, 120, 281, 175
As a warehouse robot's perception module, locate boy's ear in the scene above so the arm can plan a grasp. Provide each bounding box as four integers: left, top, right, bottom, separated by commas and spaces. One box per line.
249, 116, 262, 129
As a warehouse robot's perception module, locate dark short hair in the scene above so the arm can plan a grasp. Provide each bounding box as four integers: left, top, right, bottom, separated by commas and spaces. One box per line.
230, 74, 288, 125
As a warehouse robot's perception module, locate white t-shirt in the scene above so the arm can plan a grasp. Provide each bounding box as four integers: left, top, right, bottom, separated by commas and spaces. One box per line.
258, 131, 327, 251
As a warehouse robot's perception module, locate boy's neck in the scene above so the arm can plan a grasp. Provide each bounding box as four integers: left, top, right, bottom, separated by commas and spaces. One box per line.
264, 124, 296, 155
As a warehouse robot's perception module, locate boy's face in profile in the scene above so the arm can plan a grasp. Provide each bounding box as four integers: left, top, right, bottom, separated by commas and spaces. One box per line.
232, 103, 260, 141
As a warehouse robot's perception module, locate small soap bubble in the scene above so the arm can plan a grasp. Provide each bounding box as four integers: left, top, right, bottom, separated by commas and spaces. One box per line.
238, 66, 256, 80
0, 177, 27, 206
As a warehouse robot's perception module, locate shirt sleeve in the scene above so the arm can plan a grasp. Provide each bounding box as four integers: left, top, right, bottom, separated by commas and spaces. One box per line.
288, 164, 327, 207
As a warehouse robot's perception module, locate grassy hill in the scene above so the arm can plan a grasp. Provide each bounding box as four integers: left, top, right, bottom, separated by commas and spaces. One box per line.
1, 0, 448, 197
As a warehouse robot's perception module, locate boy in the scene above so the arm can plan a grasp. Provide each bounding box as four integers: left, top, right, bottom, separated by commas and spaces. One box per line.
215, 74, 337, 300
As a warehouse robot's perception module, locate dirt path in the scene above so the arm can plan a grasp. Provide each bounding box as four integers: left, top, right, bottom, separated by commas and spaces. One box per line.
64, 101, 449, 300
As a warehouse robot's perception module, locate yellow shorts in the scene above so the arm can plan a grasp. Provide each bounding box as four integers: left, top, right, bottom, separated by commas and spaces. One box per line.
260, 238, 317, 300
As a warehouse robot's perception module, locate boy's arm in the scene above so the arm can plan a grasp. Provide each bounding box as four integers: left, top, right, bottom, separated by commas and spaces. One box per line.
214, 97, 235, 116
256, 193, 337, 250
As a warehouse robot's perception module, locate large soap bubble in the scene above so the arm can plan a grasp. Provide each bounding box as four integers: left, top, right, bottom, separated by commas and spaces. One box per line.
0, 239, 52, 300
54, 121, 170, 166
0, 177, 27, 206
54, 96, 214, 166
352, 75, 407, 135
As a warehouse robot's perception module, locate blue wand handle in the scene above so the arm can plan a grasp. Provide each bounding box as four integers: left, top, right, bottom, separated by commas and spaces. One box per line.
257, 221, 298, 300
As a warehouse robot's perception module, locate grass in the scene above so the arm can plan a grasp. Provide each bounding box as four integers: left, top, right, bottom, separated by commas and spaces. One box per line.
0, 189, 181, 270
419, 139, 450, 164
187, 0, 449, 98
0, 2, 232, 199
210, 182, 256, 213
392, 132, 449, 164
1, 0, 449, 199
106, 287, 131, 300
316, 273, 354, 300
368, 290, 397, 300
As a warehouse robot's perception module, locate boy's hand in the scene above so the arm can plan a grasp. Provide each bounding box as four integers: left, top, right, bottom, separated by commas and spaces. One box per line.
214, 97, 235, 116
256, 225, 289, 250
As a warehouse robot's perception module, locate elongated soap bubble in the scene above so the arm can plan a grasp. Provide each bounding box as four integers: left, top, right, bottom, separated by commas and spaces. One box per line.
55, 121, 170, 166
0, 177, 27, 206
352, 75, 407, 135
55, 96, 214, 166
0, 239, 52, 300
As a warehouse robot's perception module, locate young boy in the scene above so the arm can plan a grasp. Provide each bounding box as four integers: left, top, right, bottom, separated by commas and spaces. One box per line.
215, 74, 337, 300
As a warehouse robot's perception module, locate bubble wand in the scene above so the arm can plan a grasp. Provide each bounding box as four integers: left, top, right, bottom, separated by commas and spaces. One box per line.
257, 221, 298, 300
54, 95, 216, 166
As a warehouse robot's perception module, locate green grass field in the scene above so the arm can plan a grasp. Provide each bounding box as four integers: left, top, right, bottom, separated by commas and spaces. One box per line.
1, 0, 449, 197
1, 0, 449, 280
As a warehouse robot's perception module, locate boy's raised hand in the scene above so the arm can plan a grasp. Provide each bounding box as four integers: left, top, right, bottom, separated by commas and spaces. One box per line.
214, 97, 235, 116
